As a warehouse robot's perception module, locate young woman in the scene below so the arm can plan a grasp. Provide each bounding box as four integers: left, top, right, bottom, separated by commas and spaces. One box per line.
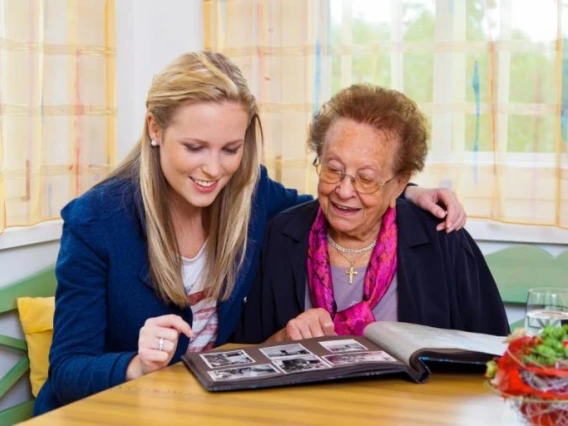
34, 51, 465, 414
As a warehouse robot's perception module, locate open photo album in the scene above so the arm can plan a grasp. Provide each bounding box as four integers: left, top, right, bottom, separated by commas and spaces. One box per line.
181, 321, 508, 392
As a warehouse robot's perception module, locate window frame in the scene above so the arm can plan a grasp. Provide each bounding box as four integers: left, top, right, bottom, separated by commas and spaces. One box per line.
0, 220, 62, 251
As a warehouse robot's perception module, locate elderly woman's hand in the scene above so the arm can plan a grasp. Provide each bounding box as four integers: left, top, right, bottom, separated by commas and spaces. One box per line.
267, 308, 337, 343
404, 186, 466, 232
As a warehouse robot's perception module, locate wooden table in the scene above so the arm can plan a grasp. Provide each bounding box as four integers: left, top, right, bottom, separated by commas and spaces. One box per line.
21, 362, 523, 426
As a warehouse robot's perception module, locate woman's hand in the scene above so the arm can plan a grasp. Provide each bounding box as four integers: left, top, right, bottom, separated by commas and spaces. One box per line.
126, 314, 193, 380
267, 308, 337, 343
404, 186, 467, 232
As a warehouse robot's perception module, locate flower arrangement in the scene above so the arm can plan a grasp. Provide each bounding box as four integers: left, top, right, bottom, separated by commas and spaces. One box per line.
486, 325, 568, 426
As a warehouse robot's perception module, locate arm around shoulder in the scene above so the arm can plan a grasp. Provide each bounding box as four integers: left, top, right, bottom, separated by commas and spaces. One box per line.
258, 166, 312, 219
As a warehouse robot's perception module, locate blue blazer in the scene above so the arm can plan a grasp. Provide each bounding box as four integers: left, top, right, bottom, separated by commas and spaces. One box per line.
34, 166, 311, 415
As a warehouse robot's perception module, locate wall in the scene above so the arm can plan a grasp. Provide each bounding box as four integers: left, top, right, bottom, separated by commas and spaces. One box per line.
0, 0, 204, 412
477, 240, 568, 326
116, 0, 205, 160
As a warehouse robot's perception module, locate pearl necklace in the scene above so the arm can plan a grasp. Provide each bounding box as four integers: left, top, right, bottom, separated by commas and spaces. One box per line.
326, 232, 376, 254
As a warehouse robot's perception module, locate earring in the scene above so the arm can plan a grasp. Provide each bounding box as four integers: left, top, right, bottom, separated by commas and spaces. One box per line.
150, 140, 158, 147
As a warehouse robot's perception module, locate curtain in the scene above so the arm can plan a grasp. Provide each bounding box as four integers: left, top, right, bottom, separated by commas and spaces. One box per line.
205, 0, 568, 229
0, 0, 116, 233
205, 0, 330, 195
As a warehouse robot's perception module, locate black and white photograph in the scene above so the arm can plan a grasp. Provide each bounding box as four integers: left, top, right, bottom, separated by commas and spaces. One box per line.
261, 343, 312, 359
272, 356, 330, 373
323, 351, 397, 366
200, 350, 255, 369
319, 339, 368, 353
207, 364, 280, 381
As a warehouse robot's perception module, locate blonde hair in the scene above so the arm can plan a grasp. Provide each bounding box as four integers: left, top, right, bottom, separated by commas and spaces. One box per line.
101, 51, 260, 307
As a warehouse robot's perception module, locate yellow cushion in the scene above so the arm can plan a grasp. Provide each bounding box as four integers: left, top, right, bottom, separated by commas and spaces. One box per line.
16, 296, 55, 397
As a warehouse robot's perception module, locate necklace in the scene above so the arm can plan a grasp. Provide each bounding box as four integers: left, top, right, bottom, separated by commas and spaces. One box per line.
326, 232, 377, 254
326, 233, 376, 285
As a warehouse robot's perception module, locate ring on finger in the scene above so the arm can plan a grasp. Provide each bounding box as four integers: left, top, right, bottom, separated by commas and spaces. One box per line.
158, 336, 165, 352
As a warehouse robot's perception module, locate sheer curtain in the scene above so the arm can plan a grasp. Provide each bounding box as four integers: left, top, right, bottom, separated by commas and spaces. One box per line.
205, 0, 330, 194
205, 0, 567, 228
0, 0, 116, 233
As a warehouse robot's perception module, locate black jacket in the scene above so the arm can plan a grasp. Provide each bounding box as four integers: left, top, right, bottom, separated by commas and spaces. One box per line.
235, 199, 509, 343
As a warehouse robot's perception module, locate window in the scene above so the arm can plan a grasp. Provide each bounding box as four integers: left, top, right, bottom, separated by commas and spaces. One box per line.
207, 0, 568, 235
328, 0, 567, 228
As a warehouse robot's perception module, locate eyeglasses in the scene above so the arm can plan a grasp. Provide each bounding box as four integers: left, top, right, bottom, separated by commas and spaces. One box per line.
313, 158, 396, 194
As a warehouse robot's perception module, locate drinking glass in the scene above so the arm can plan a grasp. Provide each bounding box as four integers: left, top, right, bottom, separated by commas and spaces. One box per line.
525, 287, 568, 336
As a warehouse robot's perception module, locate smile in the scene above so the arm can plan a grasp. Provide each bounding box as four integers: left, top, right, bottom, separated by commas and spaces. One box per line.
190, 177, 217, 188
331, 201, 361, 213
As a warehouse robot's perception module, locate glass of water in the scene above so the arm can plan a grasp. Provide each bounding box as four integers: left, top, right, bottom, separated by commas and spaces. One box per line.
525, 287, 568, 336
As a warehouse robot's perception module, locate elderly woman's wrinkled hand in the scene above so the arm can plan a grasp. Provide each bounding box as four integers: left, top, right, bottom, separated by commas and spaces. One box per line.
404, 186, 467, 232
271, 308, 337, 342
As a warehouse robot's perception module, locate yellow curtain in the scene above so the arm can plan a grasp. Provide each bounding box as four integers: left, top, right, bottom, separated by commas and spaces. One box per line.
205, 0, 329, 195
205, 0, 567, 228
0, 0, 116, 233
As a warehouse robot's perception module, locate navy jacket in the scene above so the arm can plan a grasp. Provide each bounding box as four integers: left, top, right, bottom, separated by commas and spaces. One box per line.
235, 199, 510, 343
34, 166, 311, 415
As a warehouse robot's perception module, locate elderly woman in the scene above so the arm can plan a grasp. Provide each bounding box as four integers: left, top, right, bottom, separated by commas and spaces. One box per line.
236, 84, 509, 343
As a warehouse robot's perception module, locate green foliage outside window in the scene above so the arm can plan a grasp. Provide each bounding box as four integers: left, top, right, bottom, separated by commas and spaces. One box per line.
329, 1, 560, 153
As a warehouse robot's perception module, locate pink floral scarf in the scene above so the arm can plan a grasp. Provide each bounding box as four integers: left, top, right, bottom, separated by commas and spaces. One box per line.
306, 207, 398, 335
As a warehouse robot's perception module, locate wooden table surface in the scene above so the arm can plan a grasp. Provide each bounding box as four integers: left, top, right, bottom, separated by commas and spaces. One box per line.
21, 362, 524, 426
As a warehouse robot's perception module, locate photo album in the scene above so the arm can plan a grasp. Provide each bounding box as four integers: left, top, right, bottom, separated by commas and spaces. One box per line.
181, 321, 508, 392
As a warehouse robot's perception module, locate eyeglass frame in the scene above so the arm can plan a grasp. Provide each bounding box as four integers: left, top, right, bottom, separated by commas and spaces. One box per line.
312, 158, 397, 194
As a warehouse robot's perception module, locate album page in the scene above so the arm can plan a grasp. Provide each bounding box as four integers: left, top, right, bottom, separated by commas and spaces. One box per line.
363, 321, 508, 369
182, 335, 411, 391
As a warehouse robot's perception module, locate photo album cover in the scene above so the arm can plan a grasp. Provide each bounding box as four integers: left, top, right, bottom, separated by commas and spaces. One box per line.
181, 321, 508, 392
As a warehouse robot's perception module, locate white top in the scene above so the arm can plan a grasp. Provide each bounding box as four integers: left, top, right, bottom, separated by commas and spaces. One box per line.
182, 242, 218, 352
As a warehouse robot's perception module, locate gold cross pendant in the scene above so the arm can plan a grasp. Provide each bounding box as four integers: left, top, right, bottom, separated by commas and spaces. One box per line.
345, 265, 357, 285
